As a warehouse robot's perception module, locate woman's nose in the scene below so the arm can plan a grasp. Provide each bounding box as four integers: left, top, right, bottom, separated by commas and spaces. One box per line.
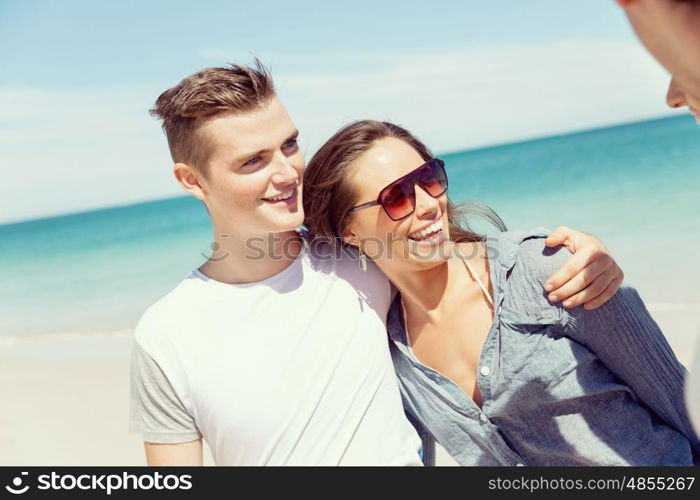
666, 77, 689, 109
413, 185, 440, 218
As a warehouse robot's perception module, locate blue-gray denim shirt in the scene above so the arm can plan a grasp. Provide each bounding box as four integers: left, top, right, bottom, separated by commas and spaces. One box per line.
389, 229, 700, 466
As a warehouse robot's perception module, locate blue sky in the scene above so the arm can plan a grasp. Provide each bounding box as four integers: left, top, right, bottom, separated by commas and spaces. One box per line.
0, 0, 633, 86
0, 0, 683, 223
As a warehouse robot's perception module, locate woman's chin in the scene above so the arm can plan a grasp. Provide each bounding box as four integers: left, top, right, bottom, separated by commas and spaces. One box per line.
407, 232, 453, 265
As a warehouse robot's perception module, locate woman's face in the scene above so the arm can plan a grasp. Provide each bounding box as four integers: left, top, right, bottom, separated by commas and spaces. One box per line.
342, 137, 452, 271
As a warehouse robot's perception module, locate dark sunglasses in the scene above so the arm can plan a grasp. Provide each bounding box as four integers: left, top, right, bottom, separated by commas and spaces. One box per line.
347, 158, 448, 221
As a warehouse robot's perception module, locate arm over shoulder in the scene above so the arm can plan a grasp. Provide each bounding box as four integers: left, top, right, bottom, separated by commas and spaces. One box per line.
500, 233, 573, 313
515, 235, 573, 288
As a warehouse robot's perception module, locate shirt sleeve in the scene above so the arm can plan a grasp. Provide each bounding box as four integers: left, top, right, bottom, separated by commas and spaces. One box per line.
129, 341, 202, 443
514, 235, 699, 456
565, 286, 700, 455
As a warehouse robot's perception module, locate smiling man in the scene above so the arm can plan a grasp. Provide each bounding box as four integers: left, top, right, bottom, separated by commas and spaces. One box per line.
129, 60, 624, 466
129, 62, 425, 466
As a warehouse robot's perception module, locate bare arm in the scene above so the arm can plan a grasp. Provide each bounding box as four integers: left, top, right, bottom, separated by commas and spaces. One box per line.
145, 438, 203, 466
130, 343, 203, 465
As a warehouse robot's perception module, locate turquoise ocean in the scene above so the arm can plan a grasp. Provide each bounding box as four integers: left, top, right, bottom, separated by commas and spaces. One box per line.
1, 115, 699, 342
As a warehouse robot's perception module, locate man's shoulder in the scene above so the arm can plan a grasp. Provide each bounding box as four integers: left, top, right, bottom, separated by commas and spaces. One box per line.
134, 272, 208, 345
306, 237, 389, 284
304, 236, 392, 312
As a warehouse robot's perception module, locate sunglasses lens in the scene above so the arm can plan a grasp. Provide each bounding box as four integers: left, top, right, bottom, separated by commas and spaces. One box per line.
417, 160, 448, 197
380, 179, 414, 220
374, 159, 446, 221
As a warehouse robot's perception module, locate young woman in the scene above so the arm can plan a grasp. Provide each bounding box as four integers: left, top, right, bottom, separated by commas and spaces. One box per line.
302, 120, 700, 465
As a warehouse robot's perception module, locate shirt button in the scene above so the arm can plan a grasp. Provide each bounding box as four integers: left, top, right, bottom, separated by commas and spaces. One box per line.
479, 413, 488, 423
480, 366, 491, 376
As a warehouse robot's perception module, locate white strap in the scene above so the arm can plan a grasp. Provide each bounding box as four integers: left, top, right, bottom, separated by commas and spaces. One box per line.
401, 247, 494, 347
460, 254, 494, 307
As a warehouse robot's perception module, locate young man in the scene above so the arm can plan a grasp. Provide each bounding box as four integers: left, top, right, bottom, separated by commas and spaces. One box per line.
129, 61, 624, 465
617, 0, 700, 121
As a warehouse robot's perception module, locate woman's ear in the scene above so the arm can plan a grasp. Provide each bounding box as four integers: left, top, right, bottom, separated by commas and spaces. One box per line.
174, 163, 207, 201
342, 225, 359, 248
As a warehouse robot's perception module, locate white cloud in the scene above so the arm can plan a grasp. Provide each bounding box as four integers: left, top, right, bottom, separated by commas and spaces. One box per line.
1, 38, 682, 224
0, 86, 181, 224
273, 39, 677, 154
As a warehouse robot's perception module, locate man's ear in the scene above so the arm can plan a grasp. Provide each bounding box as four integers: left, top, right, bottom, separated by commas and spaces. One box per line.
174, 163, 206, 201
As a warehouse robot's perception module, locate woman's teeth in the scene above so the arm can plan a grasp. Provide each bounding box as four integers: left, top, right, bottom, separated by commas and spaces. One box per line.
263, 189, 295, 202
408, 220, 443, 241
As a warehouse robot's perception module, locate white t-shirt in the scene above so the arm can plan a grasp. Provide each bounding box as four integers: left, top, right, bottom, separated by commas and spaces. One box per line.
129, 235, 422, 465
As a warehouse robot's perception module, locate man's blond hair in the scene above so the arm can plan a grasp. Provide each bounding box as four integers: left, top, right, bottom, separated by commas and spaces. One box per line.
150, 59, 275, 177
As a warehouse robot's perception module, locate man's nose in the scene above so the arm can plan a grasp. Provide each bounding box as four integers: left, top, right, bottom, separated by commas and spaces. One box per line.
271, 155, 299, 184
666, 77, 689, 109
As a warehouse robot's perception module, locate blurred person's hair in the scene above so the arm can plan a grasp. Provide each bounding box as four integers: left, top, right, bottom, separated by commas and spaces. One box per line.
302, 119, 506, 247
150, 58, 275, 178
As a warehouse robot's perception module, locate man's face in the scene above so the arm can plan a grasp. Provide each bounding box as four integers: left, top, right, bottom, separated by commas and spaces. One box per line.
195, 97, 305, 240
667, 77, 700, 123
619, 0, 700, 105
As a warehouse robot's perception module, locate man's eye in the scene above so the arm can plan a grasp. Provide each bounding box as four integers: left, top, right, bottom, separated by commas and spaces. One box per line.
283, 139, 298, 149
243, 156, 262, 167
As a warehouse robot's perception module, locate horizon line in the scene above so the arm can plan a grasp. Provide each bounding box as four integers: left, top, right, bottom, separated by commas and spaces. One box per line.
0, 112, 685, 227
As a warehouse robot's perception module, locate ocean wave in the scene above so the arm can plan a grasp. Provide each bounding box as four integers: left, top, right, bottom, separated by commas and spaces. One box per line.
0, 329, 133, 347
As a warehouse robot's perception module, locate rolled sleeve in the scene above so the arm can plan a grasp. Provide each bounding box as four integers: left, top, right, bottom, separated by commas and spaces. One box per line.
565, 286, 700, 456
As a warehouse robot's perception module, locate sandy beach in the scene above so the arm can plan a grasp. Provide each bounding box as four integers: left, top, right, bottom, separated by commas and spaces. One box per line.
0, 331, 459, 466
1, 307, 698, 467
0, 333, 217, 467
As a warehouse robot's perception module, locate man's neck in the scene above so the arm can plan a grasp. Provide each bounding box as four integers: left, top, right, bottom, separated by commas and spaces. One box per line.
198, 229, 303, 285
